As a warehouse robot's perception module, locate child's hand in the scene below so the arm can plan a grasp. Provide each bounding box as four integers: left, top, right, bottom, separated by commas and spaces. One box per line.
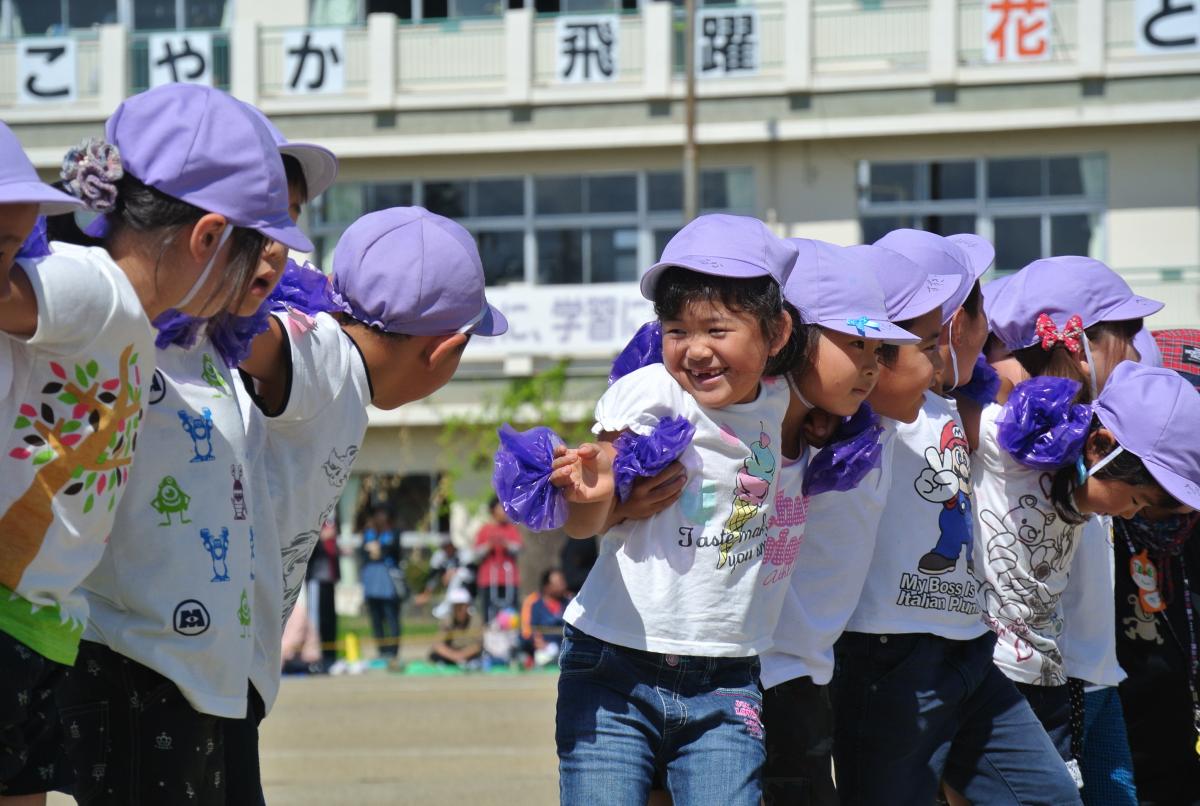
613, 461, 686, 523
550, 442, 615, 503
802, 408, 839, 448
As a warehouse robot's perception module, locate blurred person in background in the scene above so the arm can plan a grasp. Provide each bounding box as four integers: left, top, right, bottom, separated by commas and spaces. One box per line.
307, 520, 341, 672
475, 497, 522, 623
520, 568, 568, 667
429, 588, 483, 669
360, 508, 405, 666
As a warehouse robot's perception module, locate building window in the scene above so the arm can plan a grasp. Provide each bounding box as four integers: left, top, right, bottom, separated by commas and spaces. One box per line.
858, 155, 1105, 273
309, 168, 753, 287
6, 0, 118, 35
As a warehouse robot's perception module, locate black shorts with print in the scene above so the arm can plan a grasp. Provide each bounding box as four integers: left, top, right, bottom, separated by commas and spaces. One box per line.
0, 630, 72, 796
56, 640, 228, 805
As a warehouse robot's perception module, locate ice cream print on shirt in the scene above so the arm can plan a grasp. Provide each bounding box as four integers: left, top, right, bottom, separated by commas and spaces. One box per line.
979, 484, 1072, 684
678, 423, 778, 573
1, 347, 143, 590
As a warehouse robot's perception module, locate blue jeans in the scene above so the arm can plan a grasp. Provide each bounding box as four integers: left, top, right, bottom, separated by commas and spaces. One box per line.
832, 631, 1082, 806
556, 625, 764, 806
1080, 687, 1138, 806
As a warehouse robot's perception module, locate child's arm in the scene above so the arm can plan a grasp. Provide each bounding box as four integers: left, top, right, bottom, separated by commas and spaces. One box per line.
602, 461, 686, 531
239, 316, 289, 415
0, 262, 39, 338
550, 436, 619, 539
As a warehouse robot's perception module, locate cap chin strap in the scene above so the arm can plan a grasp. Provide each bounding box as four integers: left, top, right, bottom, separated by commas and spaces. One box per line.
174, 224, 233, 312
456, 303, 488, 335
1080, 445, 1126, 483
947, 318, 960, 390
786, 372, 815, 411
1079, 330, 1101, 400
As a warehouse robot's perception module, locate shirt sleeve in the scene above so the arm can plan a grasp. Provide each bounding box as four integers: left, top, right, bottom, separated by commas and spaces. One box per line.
22, 252, 120, 357
593, 364, 688, 436
272, 312, 361, 425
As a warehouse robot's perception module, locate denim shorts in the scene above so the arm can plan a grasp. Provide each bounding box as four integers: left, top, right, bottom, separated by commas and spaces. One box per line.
556, 624, 765, 806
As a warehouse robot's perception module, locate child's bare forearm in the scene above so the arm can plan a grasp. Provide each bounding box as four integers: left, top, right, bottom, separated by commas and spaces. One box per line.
563, 497, 616, 539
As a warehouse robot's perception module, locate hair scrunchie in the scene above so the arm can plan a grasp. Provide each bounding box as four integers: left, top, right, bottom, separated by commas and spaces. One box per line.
60, 137, 123, 213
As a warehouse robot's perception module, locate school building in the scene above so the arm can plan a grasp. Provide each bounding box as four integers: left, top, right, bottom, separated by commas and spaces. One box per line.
3, 0, 1200, 544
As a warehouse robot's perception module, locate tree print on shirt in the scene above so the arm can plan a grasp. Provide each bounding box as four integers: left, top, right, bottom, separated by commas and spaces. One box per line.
0, 345, 143, 589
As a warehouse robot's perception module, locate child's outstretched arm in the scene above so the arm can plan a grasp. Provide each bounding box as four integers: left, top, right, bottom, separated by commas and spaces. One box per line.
550, 436, 619, 539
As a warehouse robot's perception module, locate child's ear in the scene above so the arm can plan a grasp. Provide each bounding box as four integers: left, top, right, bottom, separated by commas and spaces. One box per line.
424, 332, 469, 368
768, 309, 792, 357
1085, 427, 1118, 462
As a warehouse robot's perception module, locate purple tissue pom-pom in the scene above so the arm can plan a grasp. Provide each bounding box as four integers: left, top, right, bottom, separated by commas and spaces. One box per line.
268, 258, 339, 317
493, 424, 568, 532
957, 355, 1001, 407
996, 376, 1092, 470
208, 306, 273, 368
152, 309, 205, 351
610, 321, 662, 385
16, 217, 50, 260
612, 415, 696, 502
803, 403, 884, 496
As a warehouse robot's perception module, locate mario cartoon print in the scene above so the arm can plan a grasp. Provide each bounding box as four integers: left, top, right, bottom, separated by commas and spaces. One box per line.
914, 421, 974, 575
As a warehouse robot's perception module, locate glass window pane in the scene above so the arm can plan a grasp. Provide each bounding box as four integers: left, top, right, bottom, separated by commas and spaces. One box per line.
315, 184, 364, 225
587, 175, 637, 214
860, 215, 913, 245
535, 177, 583, 216
1050, 213, 1094, 256
648, 172, 682, 212
476, 178, 525, 217
422, 0, 449, 19
536, 229, 583, 284
453, 0, 504, 16
368, 0, 414, 20
867, 163, 919, 203
424, 181, 469, 219
931, 161, 975, 200
133, 0, 177, 30
367, 182, 413, 211
654, 227, 680, 260
993, 216, 1042, 271
69, 0, 119, 27
476, 230, 525, 286
921, 214, 976, 236
1048, 157, 1084, 197
987, 158, 1043, 199
590, 228, 639, 284
13, 0, 62, 34
701, 168, 754, 211
185, 0, 227, 28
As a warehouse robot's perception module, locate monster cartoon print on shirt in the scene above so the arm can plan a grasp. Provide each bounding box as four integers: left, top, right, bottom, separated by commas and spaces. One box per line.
199, 527, 231, 582
915, 421, 974, 576
230, 464, 246, 520
151, 476, 191, 526
200, 353, 229, 398
178, 408, 215, 463
238, 588, 251, 637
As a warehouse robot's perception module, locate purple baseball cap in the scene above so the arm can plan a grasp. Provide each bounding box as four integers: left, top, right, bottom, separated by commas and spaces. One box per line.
981, 274, 1012, 329
0, 122, 83, 215
243, 105, 338, 200
331, 206, 507, 337
105, 84, 312, 253
860, 242, 966, 326
785, 239, 918, 344
1133, 328, 1162, 368
640, 214, 795, 299
1094, 360, 1200, 510
987, 256, 1163, 351
874, 229, 989, 324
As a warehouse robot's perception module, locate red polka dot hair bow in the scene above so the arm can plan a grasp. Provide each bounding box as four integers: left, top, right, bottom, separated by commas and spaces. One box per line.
1035, 313, 1085, 354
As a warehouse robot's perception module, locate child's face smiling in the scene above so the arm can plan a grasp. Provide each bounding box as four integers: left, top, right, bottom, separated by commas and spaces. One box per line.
661, 300, 786, 409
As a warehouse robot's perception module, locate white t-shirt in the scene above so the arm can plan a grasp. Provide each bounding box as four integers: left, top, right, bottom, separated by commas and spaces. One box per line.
563, 363, 792, 657
974, 402, 1084, 686
243, 311, 370, 713
845, 392, 987, 639
0, 244, 154, 666
1059, 516, 1126, 688
760, 426, 897, 688
83, 336, 262, 718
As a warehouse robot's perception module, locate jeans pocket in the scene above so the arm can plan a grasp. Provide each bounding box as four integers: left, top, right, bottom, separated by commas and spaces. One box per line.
558, 631, 606, 675
58, 701, 111, 803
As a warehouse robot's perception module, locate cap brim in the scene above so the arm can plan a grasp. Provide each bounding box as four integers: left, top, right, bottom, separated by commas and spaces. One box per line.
940, 271, 975, 326
280, 143, 339, 200
818, 317, 920, 344
0, 181, 84, 215
890, 271, 964, 324
945, 233, 995, 279
470, 303, 508, 337
1098, 295, 1165, 325
257, 216, 314, 254
640, 255, 769, 299
1144, 458, 1200, 511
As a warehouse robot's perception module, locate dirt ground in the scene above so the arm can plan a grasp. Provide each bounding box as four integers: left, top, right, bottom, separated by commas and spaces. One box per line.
49, 669, 561, 806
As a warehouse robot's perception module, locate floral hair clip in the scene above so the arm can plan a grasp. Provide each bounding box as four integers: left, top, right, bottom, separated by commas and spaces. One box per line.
60, 138, 123, 213
1035, 312, 1085, 354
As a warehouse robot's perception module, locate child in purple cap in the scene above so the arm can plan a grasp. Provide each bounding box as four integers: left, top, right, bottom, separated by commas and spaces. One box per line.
547, 214, 795, 804
41, 84, 309, 806
973, 255, 1167, 793
826, 247, 1081, 805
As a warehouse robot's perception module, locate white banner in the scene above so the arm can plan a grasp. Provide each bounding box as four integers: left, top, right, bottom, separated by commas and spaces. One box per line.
1134, 0, 1200, 53
282, 28, 345, 95
464, 284, 653, 359
148, 32, 214, 88
17, 38, 77, 104
696, 8, 759, 79
983, 0, 1052, 63
556, 15, 619, 84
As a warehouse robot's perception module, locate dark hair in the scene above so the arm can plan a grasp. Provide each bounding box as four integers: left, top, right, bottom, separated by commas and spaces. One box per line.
47, 173, 267, 314
334, 312, 411, 342
1012, 319, 1141, 404
1048, 416, 1180, 524
877, 315, 920, 369
540, 567, 562, 589
653, 266, 789, 372
961, 279, 983, 318
489, 496, 501, 510
774, 302, 821, 379
282, 154, 309, 204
